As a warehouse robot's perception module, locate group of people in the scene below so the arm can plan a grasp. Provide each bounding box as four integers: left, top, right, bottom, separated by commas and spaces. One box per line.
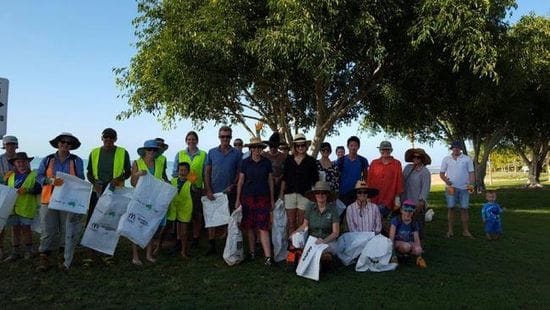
0, 126, 503, 273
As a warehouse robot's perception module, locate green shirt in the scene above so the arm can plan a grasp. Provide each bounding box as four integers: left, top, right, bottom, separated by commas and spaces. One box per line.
305, 203, 339, 239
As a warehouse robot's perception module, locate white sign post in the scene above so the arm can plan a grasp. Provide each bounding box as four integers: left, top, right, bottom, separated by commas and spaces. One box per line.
0, 78, 8, 137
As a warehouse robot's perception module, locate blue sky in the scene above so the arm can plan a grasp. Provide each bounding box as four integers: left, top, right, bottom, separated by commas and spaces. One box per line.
0, 0, 547, 165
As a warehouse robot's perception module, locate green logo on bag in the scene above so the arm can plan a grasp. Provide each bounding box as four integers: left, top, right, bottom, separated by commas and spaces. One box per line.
68, 201, 76, 207
145, 204, 152, 210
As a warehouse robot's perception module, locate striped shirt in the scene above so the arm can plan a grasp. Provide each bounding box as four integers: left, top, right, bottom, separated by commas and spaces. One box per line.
346, 201, 382, 233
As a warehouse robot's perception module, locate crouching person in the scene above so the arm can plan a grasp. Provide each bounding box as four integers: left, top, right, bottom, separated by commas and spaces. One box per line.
291, 181, 340, 271
389, 199, 426, 268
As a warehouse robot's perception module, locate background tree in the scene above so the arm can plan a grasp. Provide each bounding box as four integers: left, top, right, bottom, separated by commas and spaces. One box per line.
116, 0, 513, 155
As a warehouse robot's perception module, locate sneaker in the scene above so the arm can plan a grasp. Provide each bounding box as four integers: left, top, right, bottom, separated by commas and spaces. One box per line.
246, 252, 255, 261
390, 255, 398, 264
36, 255, 50, 272
264, 257, 272, 266
416, 256, 427, 269
3, 253, 20, 263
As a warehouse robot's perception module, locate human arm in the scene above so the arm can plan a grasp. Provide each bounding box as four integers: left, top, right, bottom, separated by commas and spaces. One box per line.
204, 164, 215, 200
172, 153, 179, 178
316, 222, 340, 245
374, 205, 382, 234
130, 161, 145, 187
291, 218, 309, 237
388, 223, 396, 242
268, 172, 275, 210
419, 168, 431, 201
345, 205, 356, 232
234, 172, 244, 210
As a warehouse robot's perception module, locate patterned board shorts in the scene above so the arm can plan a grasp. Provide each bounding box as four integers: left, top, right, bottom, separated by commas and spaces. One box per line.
241, 195, 271, 231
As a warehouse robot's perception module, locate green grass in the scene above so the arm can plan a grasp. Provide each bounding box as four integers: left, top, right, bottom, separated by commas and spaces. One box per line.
1, 182, 549, 308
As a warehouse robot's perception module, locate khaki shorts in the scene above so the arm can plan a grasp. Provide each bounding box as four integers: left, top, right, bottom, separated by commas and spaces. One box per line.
284, 193, 312, 211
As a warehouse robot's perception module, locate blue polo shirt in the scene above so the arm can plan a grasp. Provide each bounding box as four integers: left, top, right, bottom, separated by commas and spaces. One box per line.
207, 146, 242, 193
240, 156, 272, 196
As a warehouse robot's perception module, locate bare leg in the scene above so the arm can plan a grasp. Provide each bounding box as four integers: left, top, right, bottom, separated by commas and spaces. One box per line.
286, 209, 297, 235
259, 229, 271, 258
447, 208, 454, 237
461, 209, 472, 237
296, 209, 305, 228
132, 244, 142, 265
179, 222, 189, 258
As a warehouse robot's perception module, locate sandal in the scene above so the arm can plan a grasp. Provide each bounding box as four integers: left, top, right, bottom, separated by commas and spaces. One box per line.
446, 232, 454, 238
132, 258, 143, 266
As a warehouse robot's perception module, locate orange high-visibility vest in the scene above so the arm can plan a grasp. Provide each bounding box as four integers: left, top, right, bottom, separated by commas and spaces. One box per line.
40, 155, 76, 204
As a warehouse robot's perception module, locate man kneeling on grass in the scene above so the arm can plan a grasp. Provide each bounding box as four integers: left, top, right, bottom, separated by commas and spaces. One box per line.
389, 200, 426, 269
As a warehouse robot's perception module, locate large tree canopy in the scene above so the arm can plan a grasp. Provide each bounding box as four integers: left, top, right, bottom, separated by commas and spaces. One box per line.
116, 0, 514, 154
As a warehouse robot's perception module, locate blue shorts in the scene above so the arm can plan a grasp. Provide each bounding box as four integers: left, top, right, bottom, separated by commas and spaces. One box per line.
6, 215, 34, 226
445, 188, 470, 209
484, 220, 502, 234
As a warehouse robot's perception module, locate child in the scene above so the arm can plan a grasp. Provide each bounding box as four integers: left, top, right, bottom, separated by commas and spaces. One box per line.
481, 190, 503, 240
166, 162, 193, 259
3, 152, 42, 262
389, 199, 426, 268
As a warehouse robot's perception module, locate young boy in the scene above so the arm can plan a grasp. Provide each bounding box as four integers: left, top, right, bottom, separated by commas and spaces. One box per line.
481, 190, 503, 240
167, 162, 193, 259
3, 152, 42, 262
389, 199, 426, 268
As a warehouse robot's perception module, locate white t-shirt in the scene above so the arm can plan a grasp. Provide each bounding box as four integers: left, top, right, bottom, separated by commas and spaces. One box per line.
440, 154, 474, 189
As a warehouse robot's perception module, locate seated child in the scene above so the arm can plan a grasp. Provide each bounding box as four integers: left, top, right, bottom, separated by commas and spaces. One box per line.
3, 152, 42, 262
389, 199, 426, 268
481, 190, 503, 240
166, 162, 193, 259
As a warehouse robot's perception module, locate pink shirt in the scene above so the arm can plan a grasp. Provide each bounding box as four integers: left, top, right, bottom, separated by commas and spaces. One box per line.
346, 201, 382, 233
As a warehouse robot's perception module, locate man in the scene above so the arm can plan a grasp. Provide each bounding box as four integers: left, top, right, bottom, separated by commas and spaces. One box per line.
85, 128, 131, 265
0, 135, 19, 260
36, 133, 85, 271
337, 136, 369, 206
440, 140, 475, 238
262, 132, 287, 199
367, 141, 404, 218
204, 126, 242, 255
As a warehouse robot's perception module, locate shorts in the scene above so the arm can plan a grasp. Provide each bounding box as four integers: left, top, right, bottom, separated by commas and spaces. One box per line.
445, 188, 470, 209
484, 220, 502, 234
284, 193, 311, 211
6, 215, 34, 226
241, 195, 271, 231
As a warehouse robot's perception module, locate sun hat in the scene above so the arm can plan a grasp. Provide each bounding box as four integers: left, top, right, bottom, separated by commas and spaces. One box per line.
404, 148, 432, 165
49, 132, 81, 150
244, 136, 267, 149
2, 136, 18, 148
264, 132, 281, 148
8, 152, 34, 165
304, 181, 337, 202
291, 133, 311, 148
155, 137, 169, 151
377, 141, 393, 151
137, 139, 160, 157
402, 199, 416, 212
449, 140, 462, 150
354, 180, 379, 197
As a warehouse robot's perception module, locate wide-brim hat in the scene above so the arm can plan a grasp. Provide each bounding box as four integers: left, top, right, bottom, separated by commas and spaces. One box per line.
377, 140, 393, 151
291, 133, 311, 147
8, 152, 34, 165
263, 132, 281, 148
304, 181, 337, 202
2, 135, 18, 149
137, 139, 161, 157
49, 132, 81, 150
245, 136, 267, 149
354, 180, 379, 197
155, 138, 169, 151
404, 148, 432, 165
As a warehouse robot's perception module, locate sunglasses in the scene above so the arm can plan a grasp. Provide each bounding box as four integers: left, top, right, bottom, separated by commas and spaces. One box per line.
233, 143, 242, 147
320, 148, 330, 152
251, 145, 264, 149
103, 135, 116, 139
219, 135, 232, 139
145, 148, 157, 152
314, 191, 328, 195
295, 144, 307, 148
357, 191, 369, 195
59, 140, 73, 145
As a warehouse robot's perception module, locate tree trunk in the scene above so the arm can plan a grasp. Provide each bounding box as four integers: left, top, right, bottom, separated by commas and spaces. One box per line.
516, 140, 549, 188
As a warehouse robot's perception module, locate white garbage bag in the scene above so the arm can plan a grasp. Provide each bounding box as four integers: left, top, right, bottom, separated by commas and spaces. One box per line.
271, 199, 288, 262
81, 187, 133, 255
335, 199, 347, 217
335, 232, 375, 266
201, 193, 230, 228
31, 203, 48, 234
355, 234, 398, 272
296, 236, 328, 281
223, 207, 244, 266
425, 209, 434, 222
117, 174, 176, 248
48, 172, 92, 215
291, 229, 308, 249
0, 184, 17, 231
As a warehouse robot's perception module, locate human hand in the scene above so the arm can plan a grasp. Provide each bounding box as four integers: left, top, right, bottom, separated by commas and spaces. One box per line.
52, 178, 64, 186
467, 185, 474, 194
16, 187, 26, 194
315, 238, 324, 245
111, 178, 124, 188
207, 191, 215, 201
3, 171, 13, 183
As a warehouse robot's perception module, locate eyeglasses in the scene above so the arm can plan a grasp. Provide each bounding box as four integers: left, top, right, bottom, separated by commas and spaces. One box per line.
314, 191, 327, 195
321, 149, 330, 152
295, 144, 306, 148
59, 140, 72, 145
219, 135, 232, 139
357, 190, 369, 195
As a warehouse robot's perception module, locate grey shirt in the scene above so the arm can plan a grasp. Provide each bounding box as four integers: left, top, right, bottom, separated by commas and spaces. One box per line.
402, 164, 431, 204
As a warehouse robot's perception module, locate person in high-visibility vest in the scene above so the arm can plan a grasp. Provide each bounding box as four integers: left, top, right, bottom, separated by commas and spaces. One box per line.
2, 152, 42, 262
35, 132, 84, 272
129, 139, 168, 265
0, 135, 18, 260
85, 128, 131, 266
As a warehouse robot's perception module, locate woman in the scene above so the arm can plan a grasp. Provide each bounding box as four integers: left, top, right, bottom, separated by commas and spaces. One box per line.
235, 137, 274, 266
291, 181, 340, 268
402, 148, 431, 239
174, 131, 208, 249
345, 180, 381, 234
316, 142, 339, 191
280, 133, 319, 235
130, 139, 168, 265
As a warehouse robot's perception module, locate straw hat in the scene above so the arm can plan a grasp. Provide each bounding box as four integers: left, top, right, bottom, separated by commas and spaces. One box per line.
291, 133, 311, 147
244, 137, 267, 149
404, 148, 432, 165
304, 181, 337, 202
354, 180, 379, 197
49, 132, 81, 150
